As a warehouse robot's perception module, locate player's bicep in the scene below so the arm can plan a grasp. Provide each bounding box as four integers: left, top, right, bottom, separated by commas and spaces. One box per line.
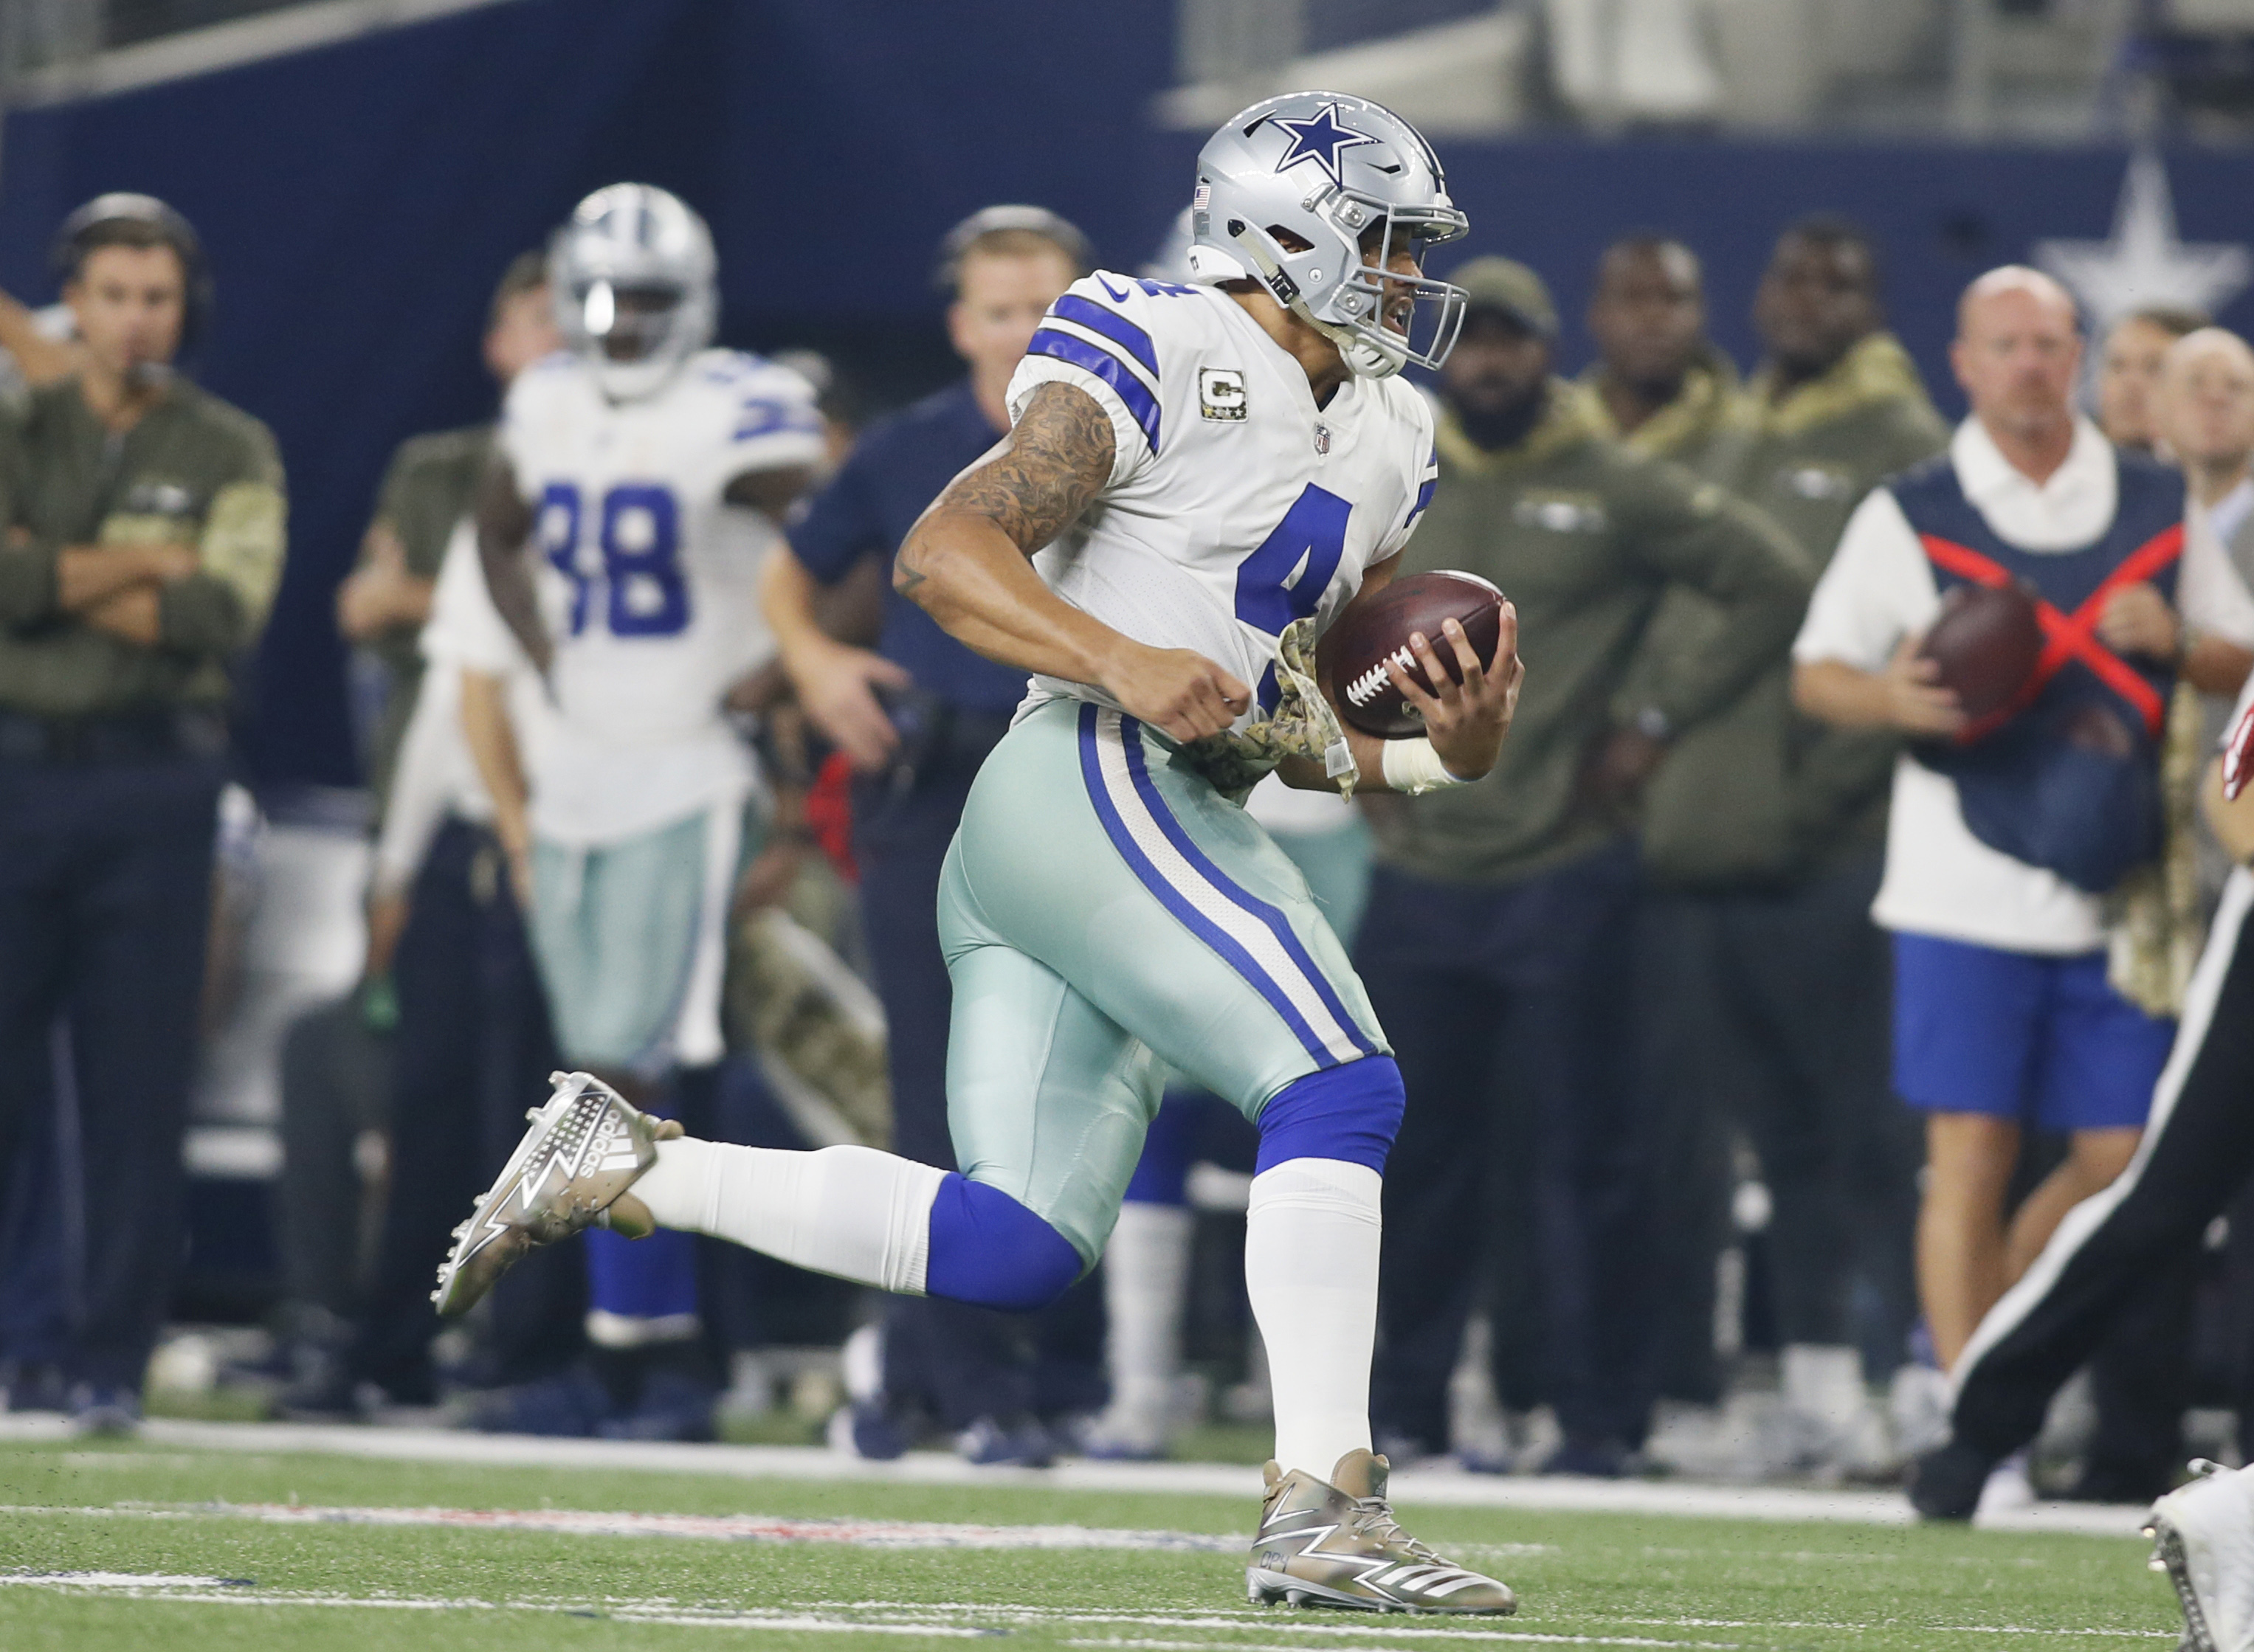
1351, 554, 1402, 603
929, 380, 1114, 557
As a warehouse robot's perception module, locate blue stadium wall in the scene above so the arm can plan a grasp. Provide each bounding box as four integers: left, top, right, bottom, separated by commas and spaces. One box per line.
4, 0, 2253, 787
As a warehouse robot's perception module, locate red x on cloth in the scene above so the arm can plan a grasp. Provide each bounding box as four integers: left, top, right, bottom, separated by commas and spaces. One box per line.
1920, 526, 2184, 743
2225, 698, 2254, 802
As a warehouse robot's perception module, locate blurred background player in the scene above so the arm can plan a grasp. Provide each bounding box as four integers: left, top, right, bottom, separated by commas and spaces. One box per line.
1358, 256, 1811, 1476
763, 205, 1092, 1466
0, 193, 286, 1433
261, 252, 569, 1416
458, 184, 824, 1437
1793, 266, 2254, 1514
2097, 305, 2208, 457
1635, 218, 1945, 1476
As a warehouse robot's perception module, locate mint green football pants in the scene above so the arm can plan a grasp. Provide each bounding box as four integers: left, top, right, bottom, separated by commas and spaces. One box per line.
937, 699, 1388, 1268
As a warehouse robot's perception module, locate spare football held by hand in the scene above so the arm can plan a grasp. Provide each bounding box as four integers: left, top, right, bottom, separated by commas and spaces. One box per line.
1320, 571, 1507, 739
1917, 580, 2044, 727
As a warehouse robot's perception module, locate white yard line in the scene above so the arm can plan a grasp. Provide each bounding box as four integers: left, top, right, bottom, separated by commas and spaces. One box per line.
0, 1575, 999, 1631
1064, 1637, 1734, 1650
3, 1501, 1239, 1552
0, 1414, 2152, 1537
0, 1575, 2170, 1644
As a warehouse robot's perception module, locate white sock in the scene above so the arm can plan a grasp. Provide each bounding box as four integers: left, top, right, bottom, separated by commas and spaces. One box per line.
1103, 1200, 1193, 1426
632, 1138, 945, 1296
1245, 1156, 1381, 1480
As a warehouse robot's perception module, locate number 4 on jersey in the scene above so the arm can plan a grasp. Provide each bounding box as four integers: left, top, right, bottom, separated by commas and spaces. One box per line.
1233, 483, 1351, 711
1234, 484, 1351, 637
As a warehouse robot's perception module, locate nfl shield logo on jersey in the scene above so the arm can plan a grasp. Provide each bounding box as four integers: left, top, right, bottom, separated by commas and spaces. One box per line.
1312, 423, 1331, 455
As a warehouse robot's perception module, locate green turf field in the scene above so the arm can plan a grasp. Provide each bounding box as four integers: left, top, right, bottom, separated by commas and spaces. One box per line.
0, 1438, 2183, 1651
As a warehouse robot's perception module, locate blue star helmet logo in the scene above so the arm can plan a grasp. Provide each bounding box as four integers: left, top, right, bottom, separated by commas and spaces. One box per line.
1268, 101, 1379, 190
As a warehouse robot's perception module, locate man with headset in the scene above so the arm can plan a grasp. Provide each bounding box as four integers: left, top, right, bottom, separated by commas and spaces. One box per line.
0, 194, 286, 1433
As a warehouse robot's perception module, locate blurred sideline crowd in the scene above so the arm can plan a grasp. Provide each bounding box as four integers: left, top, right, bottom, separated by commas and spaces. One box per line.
3, 187, 2254, 1505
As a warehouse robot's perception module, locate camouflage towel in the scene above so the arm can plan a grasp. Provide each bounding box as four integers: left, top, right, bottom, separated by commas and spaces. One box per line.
1173, 617, 1356, 804
724, 907, 891, 1149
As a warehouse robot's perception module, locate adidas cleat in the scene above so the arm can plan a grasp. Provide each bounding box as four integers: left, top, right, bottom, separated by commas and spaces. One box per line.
2146, 1459, 2254, 1652
1247, 1448, 1516, 1615
431, 1071, 661, 1318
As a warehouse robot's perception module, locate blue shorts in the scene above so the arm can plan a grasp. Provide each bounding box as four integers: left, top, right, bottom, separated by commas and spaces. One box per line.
1891, 933, 2174, 1131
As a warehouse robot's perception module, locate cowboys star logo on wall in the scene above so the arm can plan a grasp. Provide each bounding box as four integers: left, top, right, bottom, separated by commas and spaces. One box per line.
1269, 101, 1377, 188
2034, 151, 2253, 333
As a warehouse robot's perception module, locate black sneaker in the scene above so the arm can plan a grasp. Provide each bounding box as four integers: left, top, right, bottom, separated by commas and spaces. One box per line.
1907, 1440, 1997, 1521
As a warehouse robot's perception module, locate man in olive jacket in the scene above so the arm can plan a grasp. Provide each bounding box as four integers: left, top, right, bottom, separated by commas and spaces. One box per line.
1634, 218, 1949, 1473
1574, 231, 1768, 1417
0, 198, 286, 1432
1361, 258, 1812, 1475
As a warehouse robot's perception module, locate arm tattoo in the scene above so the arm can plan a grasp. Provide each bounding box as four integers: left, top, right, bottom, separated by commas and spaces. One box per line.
930, 381, 1114, 559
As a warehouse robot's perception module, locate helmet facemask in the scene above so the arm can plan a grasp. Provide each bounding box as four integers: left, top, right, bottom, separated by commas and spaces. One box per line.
1221, 197, 1467, 381
564, 276, 709, 401
1316, 200, 1468, 379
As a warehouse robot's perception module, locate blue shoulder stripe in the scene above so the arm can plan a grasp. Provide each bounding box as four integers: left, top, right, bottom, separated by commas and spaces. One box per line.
1050, 294, 1159, 378
733, 398, 824, 442
1028, 329, 1162, 455
1405, 474, 1437, 528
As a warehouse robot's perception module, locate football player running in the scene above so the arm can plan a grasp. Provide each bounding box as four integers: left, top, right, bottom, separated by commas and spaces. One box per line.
435, 98, 1523, 1608
445, 184, 824, 1428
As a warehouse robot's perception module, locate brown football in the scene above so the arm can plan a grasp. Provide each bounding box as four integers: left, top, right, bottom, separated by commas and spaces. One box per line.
1318, 571, 1506, 739
1919, 580, 2044, 724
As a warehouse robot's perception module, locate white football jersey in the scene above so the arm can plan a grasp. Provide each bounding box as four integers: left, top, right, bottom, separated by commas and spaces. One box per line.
497, 348, 824, 841
1007, 272, 1437, 726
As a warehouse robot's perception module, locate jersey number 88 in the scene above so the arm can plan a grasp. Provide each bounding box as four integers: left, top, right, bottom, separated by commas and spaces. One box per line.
539, 480, 689, 639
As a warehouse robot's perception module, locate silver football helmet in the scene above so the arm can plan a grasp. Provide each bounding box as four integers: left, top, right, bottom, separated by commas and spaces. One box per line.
1188, 91, 1469, 379
551, 183, 717, 401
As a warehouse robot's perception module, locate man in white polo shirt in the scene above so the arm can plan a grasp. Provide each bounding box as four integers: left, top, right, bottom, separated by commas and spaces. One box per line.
1792, 268, 2254, 1462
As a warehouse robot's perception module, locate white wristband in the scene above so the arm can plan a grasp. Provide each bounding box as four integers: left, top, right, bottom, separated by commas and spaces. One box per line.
1380, 736, 1469, 795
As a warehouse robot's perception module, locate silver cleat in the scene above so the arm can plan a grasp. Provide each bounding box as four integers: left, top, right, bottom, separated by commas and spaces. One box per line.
1247, 1448, 1516, 1615
430, 1071, 659, 1318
